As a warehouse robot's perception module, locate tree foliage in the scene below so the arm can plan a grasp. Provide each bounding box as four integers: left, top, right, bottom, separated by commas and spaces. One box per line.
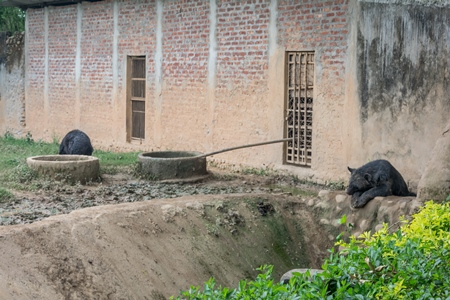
0, 7, 25, 33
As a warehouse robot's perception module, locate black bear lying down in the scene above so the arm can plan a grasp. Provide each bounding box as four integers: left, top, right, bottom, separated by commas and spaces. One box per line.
346, 159, 416, 208
59, 129, 94, 156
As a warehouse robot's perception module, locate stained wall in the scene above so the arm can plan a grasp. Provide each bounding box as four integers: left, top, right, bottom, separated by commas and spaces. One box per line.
0, 32, 25, 135
353, 0, 450, 185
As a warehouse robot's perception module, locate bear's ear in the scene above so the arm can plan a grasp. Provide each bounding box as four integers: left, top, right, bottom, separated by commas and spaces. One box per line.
377, 174, 387, 183
364, 173, 372, 182
347, 167, 355, 173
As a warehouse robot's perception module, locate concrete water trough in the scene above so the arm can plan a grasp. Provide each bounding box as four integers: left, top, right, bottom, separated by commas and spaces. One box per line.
137, 151, 208, 180
27, 155, 100, 184
137, 138, 291, 180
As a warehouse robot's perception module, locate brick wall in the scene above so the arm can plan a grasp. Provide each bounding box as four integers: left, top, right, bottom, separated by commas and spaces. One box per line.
22, 0, 355, 182
214, 0, 271, 156
216, 0, 270, 89
117, 0, 157, 144
48, 5, 77, 134
162, 0, 209, 84
80, 1, 114, 140
27, 9, 46, 130
13, 0, 450, 184
278, 0, 349, 175
278, 0, 348, 75
159, 0, 211, 151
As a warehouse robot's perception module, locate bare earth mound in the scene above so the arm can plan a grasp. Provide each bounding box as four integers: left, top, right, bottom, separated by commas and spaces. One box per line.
0, 168, 420, 299
0, 193, 332, 300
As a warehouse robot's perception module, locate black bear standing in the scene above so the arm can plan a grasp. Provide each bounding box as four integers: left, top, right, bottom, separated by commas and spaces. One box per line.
346, 159, 416, 208
59, 129, 94, 156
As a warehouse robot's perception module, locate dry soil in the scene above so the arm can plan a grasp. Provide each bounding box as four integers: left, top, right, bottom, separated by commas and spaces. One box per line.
0, 167, 336, 299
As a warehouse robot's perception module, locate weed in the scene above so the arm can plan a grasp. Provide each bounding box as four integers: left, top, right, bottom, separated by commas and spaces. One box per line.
0, 188, 14, 203
240, 167, 271, 176
326, 180, 346, 190
25, 131, 33, 143
206, 224, 219, 237
95, 150, 139, 167
96, 150, 139, 177
4, 130, 13, 139
6, 164, 38, 184
51, 132, 61, 145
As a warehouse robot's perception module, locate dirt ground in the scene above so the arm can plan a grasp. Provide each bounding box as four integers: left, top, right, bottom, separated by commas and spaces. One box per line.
0, 166, 322, 226
0, 166, 340, 299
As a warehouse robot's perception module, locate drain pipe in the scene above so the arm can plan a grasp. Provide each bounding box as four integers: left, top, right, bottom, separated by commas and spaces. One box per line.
195, 138, 291, 158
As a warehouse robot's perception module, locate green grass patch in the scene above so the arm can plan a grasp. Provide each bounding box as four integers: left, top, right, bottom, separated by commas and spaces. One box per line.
0, 187, 15, 203
0, 134, 58, 190
94, 149, 139, 175
0, 134, 139, 190
0, 133, 59, 169
94, 149, 139, 167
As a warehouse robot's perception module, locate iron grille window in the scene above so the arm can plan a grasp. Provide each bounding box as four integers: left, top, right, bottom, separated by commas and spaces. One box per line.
127, 56, 146, 141
284, 51, 314, 167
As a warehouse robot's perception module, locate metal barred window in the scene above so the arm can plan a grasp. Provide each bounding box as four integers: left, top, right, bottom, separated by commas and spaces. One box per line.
127, 56, 146, 141
284, 51, 314, 167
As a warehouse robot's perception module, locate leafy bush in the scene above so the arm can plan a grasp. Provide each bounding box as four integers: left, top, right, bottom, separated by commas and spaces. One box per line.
171, 201, 450, 299
331, 201, 450, 299
0, 7, 25, 32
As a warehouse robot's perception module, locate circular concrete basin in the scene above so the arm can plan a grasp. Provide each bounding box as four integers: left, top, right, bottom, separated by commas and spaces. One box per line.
138, 151, 207, 180
27, 155, 100, 184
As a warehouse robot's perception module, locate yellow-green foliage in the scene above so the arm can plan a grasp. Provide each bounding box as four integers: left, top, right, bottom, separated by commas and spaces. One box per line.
173, 201, 450, 299
334, 200, 450, 299
402, 201, 450, 252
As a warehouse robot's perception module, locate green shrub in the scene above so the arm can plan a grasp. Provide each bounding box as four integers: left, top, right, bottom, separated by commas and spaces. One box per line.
331, 202, 450, 299
171, 201, 450, 299
171, 265, 340, 299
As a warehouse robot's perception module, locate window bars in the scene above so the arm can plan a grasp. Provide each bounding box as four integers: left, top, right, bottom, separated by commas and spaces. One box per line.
285, 51, 314, 167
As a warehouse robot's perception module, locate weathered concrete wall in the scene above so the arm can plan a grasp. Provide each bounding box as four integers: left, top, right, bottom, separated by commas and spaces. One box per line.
417, 122, 450, 202
352, 0, 450, 187
0, 31, 26, 135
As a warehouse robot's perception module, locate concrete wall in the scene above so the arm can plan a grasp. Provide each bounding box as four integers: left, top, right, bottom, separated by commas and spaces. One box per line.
2, 0, 449, 186
0, 31, 26, 135
352, 0, 450, 187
